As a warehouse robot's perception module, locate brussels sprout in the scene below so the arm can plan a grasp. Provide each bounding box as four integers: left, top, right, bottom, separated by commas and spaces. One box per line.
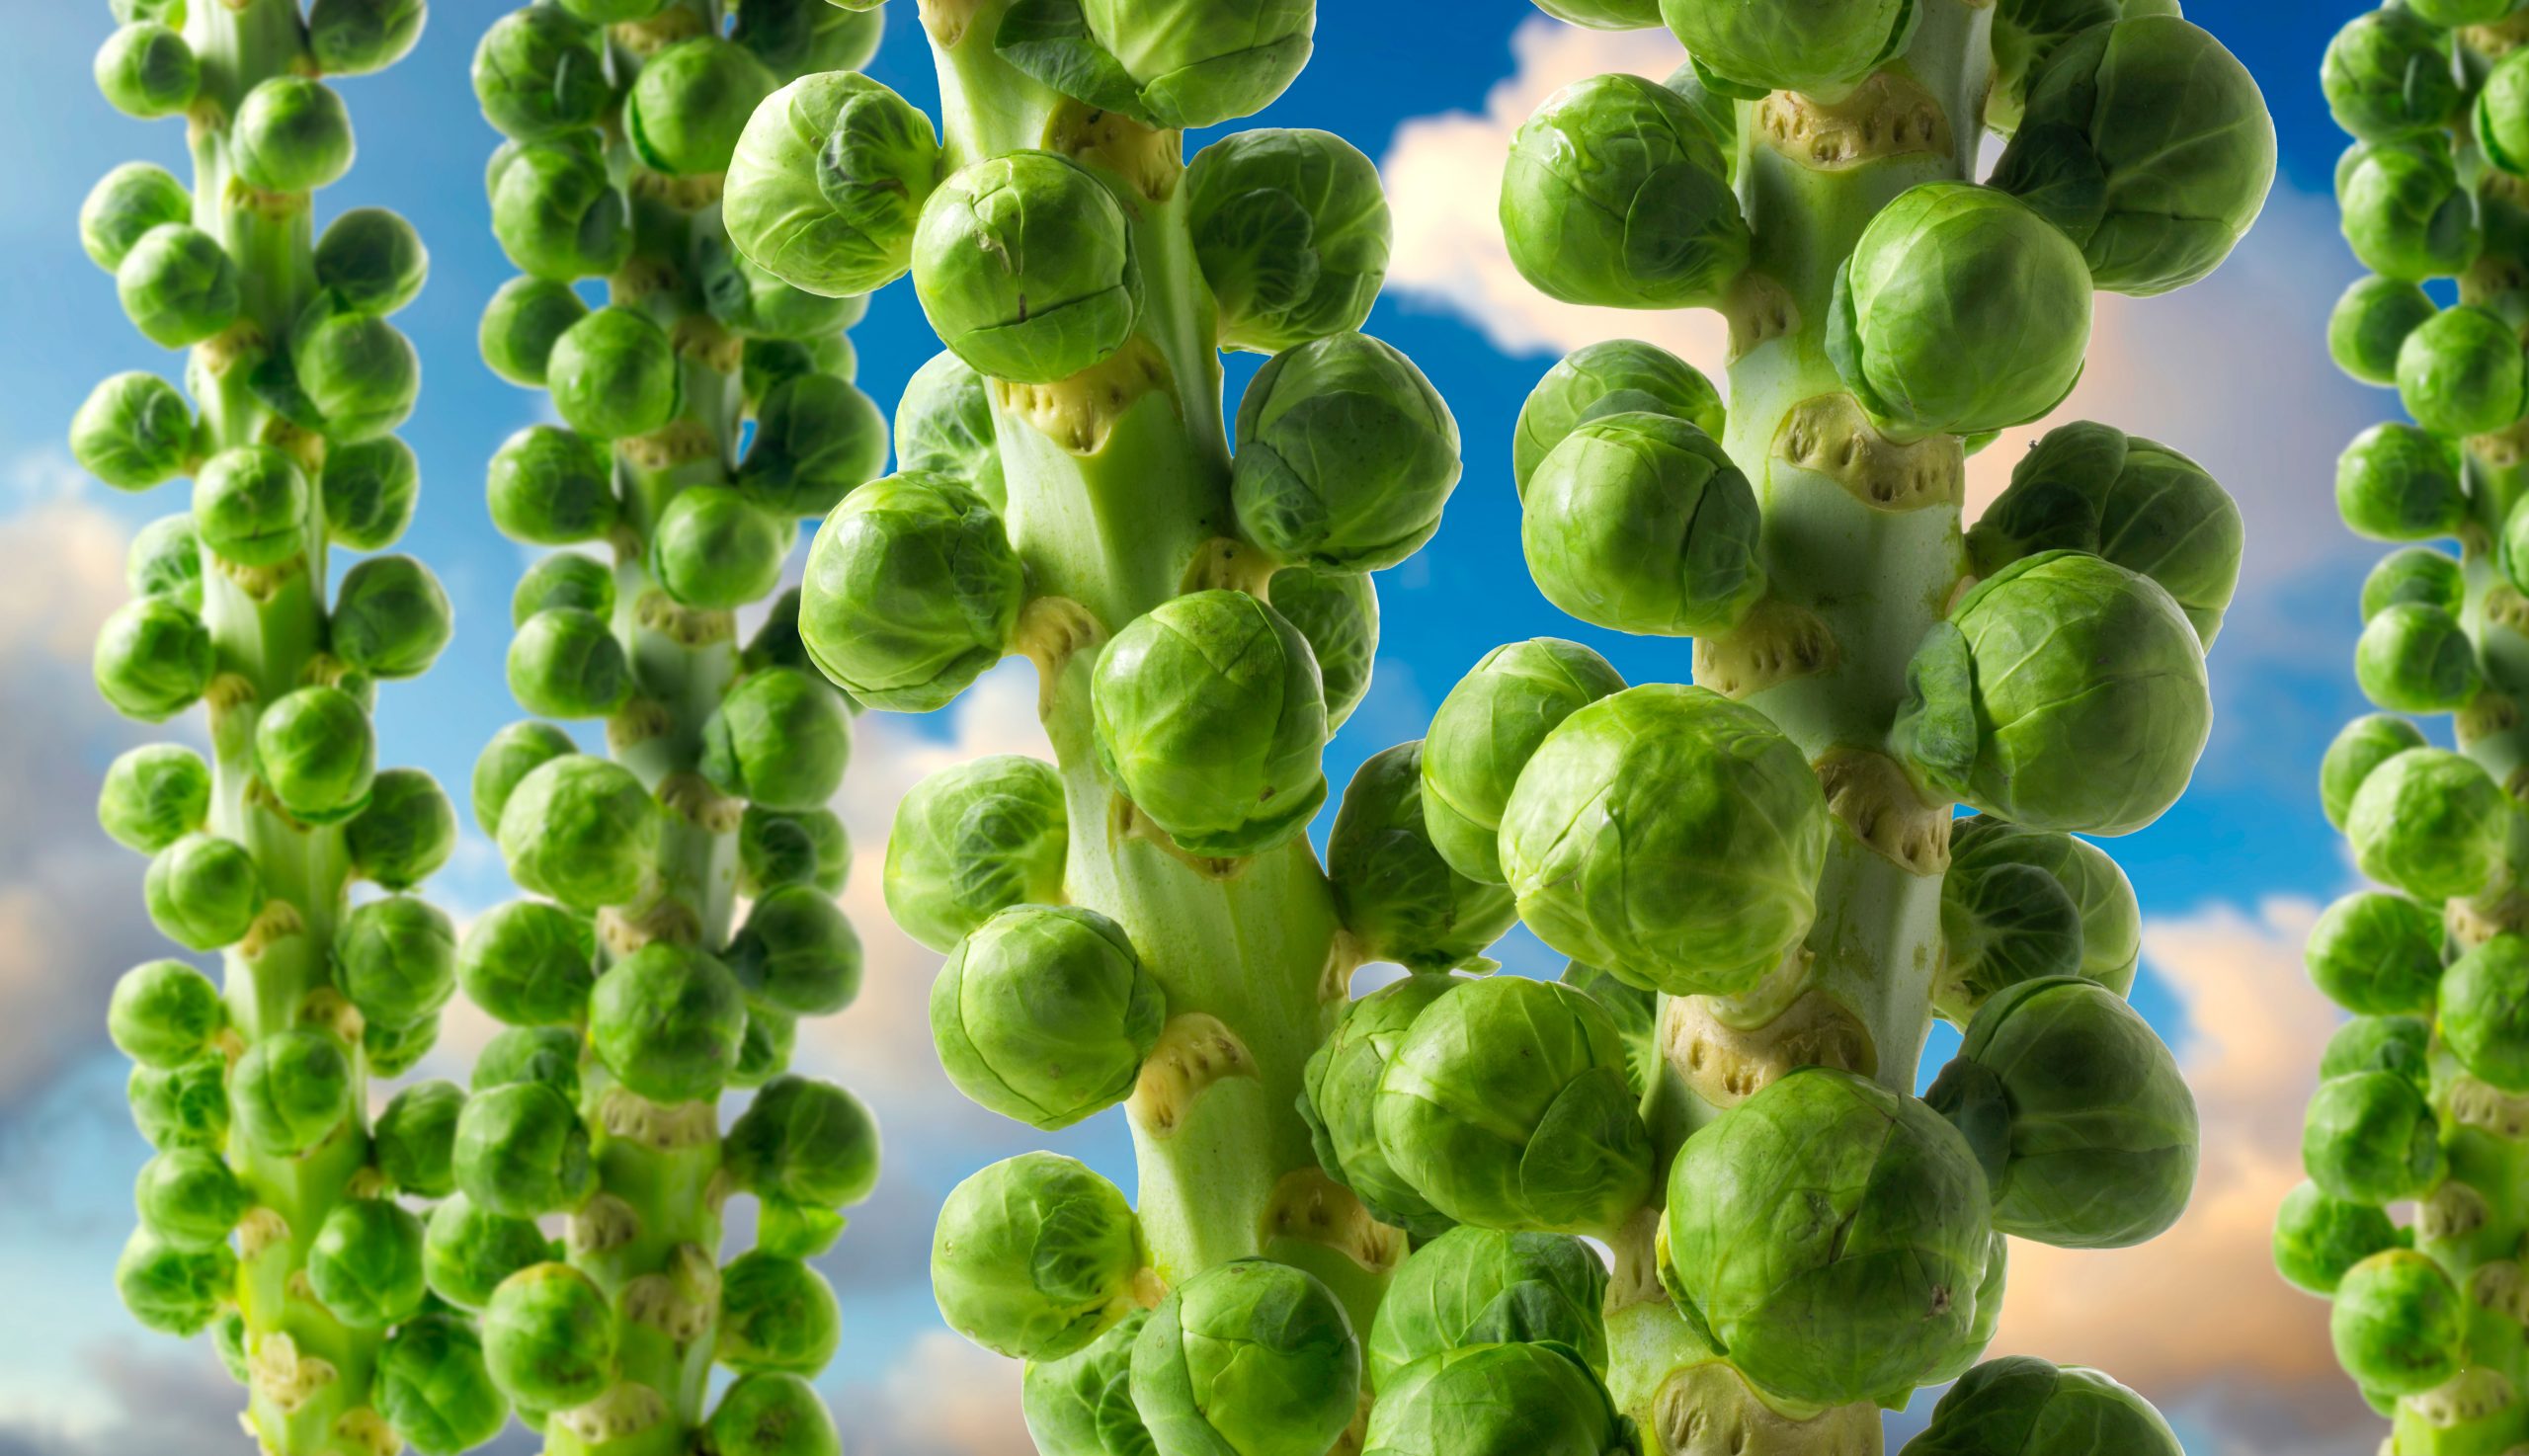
626, 39, 775, 177
2273, 1180, 2405, 1298
1501, 73, 1749, 310
471, 719, 577, 837
1363, 1227, 1609, 1394
1360, 1341, 1627, 1456
719, 1252, 842, 1374
290, 304, 420, 443
1269, 567, 1377, 731
487, 425, 617, 545
1420, 638, 1626, 886
1533, 0, 1661, 27
1299, 976, 1464, 1244
2322, 1015, 2433, 1089
1002, 0, 1307, 129
698, 668, 852, 813
932, 1153, 1144, 1361
2365, 547, 2465, 622
740, 372, 887, 518
1903, 1357, 2181, 1456
709, 1372, 842, 1456
2304, 891, 2442, 1019
1660, 0, 1918, 102
71, 371, 194, 491
374, 1080, 465, 1199
422, 1194, 555, 1312
133, 1148, 250, 1252
513, 552, 615, 627
2337, 424, 2466, 543
98, 744, 211, 855
2346, 747, 2507, 903
558, 0, 671, 20
472, 1026, 583, 1103
724, 1075, 880, 1216
1023, 1312, 1155, 1456
2441, 934, 2529, 1091
321, 437, 420, 551
727, 885, 864, 1018
230, 1028, 354, 1157
375, 1316, 510, 1456
653, 487, 791, 610
2323, 9, 2461, 143
885, 755, 1070, 953
307, 0, 428, 77
1233, 332, 1459, 573
471, 7, 610, 141
1501, 684, 1827, 996
731, 0, 884, 73
1830, 183, 2092, 439
1522, 412, 1765, 637
2331, 1251, 2465, 1397
2303, 1071, 2443, 1207
2339, 140, 2481, 283
483, 1262, 616, 1411
1938, 816, 2142, 1020
798, 470, 1022, 711
588, 942, 748, 1104
487, 136, 633, 282
332, 554, 452, 681
315, 206, 428, 317
727, 71, 941, 298
116, 1229, 236, 1336
2355, 602, 2480, 713
2399, 304, 2527, 439
108, 958, 224, 1069
1130, 1259, 1360, 1456
1988, 0, 2120, 138
548, 306, 681, 440
507, 607, 632, 719
893, 351, 1003, 507
479, 277, 589, 388
233, 78, 354, 194
143, 833, 264, 950
1662, 1068, 1993, 1409
364, 1014, 442, 1080
126, 513, 204, 609
1188, 128, 1390, 354
119, 221, 243, 348
1896, 552, 2211, 836
337, 894, 456, 1028
1512, 340, 1725, 500
454, 1082, 595, 1218
741, 805, 853, 899
2329, 275, 2437, 385
193, 445, 308, 568
95, 23, 199, 121
705, 236, 869, 340
1559, 960, 1659, 1099
307, 1198, 428, 1329
932, 904, 1163, 1131
496, 754, 662, 910
128, 1054, 231, 1154
913, 151, 1139, 384
1092, 590, 1330, 858
2484, 46, 2529, 176
1327, 743, 1516, 973
82, 163, 191, 274
1373, 973, 1653, 1235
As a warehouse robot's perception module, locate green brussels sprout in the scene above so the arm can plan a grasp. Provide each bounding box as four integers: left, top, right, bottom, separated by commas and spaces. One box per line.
472, 1026, 583, 1102
2365, 547, 2465, 622
740, 372, 887, 518
2332, 1251, 2465, 1397
1830, 183, 2092, 439
798, 470, 1022, 710
727, 884, 863, 1017
719, 1252, 842, 1374
314, 206, 428, 317
1662, 1068, 1993, 1409
1987, 0, 2120, 138
1660, 0, 1918, 102
2415, 0, 2518, 23
2303, 1071, 2443, 1206
81, 163, 191, 274
1014, 0, 1309, 129
1559, 959, 1658, 1099
723, 1075, 880, 1216
558, 0, 671, 20
709, 1373, 842, 1456
548, 306, 681, 440
1363, 1227, 1609, 1394
731, 0, 883, 72
1269, 567, 1377, 731
333, 553, 453, 680
232, 77, 354, 193
128, 1054, 231, 1154
337, 893, 456, 1028
126, 513, 204, 609
703, 233, 869, 343
471, 719, 577, 837
471, 7, 610, 141
2323, 9, 2461, 143
513, 551, 615, 626
2483, 45, 2529, 176
508, 607, 631, 719
193, 445, 308, 568
626, 39, 775, 177
1130, 1258, 1360, 1456
2273, 1180, 2405, 1297
116, 1229, 235, 1336
741, 805, 852, 899
1896, 552, 2211, 836
1501, 684, 1827, 996
484, 1262, 616, 1410
1501, 72, 1749, 310
1421, 638, 1625, 886
932, 904, 1163, 1131
2323, 1014, 2433, 1089
71, 371, 194, 491
487, 425, 617, 545
230, 1027, 354, 1157
375, 1316, 510, 1456
307, 0, 428, 76
321, 437, 421, 550
108, 957, 224, 1068
455, 1082, 595, 1218
2356, 602, 2480, 713
143, 833, 265, 950
487, 136, 634, 281
885, 755, 1070, 953
133, 1147, 250, 1252
291, 304, 420, 443
364, 1014, 442, 1079
1327, 743, 1516, 973
894, 350, 1003, 507
588, 942, 748, 1104
423, 1194, 555, 1311
1966, 422, 2242, 647
1522, 412, 1765, 637
1903, 1357, 2181, 1456
2346, 747, 2507, 903
1360, 1341, 1627, 1456
932, 1152, 1146, 1361
479, 277, 589, 388
913, 151, 1140, 384
1993, 17, 2272, 297
496, 754, 662, 911
1188, 127, 1392, 355
119, 223, 241, 349
1512, 340, 1725, 500
651, 486, 790, 610
1233, 331, 1459, 572
98, 744, 211, 855
2339, 140, 2481, 283
1937, 816, 2142, 1021
1091, 590, 1330, 858
375, 1080, 465, 1199
2408, 303, 2529, 441
1299, 973, 1465, 1238
726, 72, 942, 298
699, 668, 852, 812
2336, 424, 2466, 543
307, 1198, 428, 1329
1374, 973, 1653, 1235
1023, 1311, 1155, 1456
2329, 275, 2437, 385
214, 1310, 251, 1386
1533, 0, 1661, 27
95, 23, 199, 120
2441, 934, 2529, 1091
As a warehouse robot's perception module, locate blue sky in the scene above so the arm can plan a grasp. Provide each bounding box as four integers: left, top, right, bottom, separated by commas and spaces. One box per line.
0, 3, 2397, 1454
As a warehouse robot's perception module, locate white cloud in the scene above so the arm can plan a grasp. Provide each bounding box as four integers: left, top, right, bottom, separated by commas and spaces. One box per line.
840, 1333, 1033, 1456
